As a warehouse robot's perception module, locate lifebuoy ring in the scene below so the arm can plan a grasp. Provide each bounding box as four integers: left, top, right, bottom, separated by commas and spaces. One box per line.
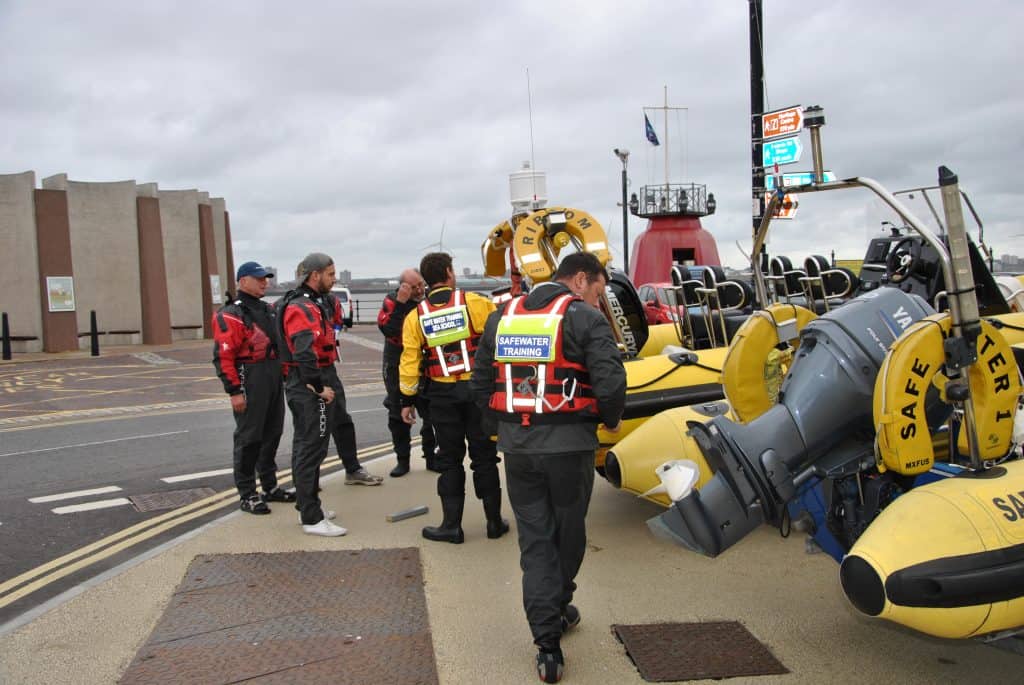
512, 207, 610, 284
873, 314, 1021, 475
482, 220, 513, 278
721, 303, 817, 423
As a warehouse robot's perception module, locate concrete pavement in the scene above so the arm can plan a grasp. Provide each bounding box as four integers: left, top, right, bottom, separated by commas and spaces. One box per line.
1, 331, 1022, 683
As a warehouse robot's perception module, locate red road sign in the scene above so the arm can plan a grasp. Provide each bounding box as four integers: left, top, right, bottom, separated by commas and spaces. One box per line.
762, 106, 803, 141
772, 193, 798, 220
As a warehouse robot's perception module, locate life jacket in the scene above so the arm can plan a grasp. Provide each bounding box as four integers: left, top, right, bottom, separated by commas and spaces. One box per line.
216, 299, 278, 363
276, 289, 335, 370
489, 293, 597, 425
418, 288, 479, 377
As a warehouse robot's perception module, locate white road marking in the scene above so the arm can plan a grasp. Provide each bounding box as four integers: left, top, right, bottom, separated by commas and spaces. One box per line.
52, 498, 133, 515
29, 486, 124, 504
0, 430, 189, 458
161, 468, 233, 483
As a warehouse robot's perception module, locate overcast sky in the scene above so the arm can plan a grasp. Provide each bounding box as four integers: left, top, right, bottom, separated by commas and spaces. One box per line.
2, 1, 1021, 280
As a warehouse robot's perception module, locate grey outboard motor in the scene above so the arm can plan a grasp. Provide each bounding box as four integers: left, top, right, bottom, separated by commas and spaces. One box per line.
649, 287, 937, 556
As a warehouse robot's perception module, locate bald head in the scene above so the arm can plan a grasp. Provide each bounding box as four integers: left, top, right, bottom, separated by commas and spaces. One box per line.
399, 268, 421, 286
397, 268, 427, 303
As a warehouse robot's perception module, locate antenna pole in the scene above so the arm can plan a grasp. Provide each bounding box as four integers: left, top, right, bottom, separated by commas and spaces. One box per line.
664, 86, 669, 192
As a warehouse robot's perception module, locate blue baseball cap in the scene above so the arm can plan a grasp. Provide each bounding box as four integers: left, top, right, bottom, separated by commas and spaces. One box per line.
236, 262, 274, 280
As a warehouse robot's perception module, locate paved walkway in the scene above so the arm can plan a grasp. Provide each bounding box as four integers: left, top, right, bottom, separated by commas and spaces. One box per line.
1, 335, 1022, 683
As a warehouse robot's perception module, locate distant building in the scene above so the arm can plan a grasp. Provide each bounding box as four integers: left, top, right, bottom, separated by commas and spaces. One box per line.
463, 267, 472, 277
338, 269, 352, 284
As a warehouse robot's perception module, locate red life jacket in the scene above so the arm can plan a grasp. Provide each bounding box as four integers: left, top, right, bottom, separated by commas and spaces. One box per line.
278, 290, 335, 371
418, 288, 480, 378
489, 293, 597, 424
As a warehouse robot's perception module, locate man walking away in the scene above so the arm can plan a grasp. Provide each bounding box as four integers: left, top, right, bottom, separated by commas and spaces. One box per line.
212, 261, 295, 515
378, 267, 437, 477
472, 252, 626, 683
278, 253, 347, 537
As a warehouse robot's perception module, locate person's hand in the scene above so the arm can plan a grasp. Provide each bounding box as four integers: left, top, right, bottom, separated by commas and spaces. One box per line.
396, 281, 413, 303
401, 406, 417, 424
603, 421, 622, 434
307, 384, 336, 404
230, 394, 246, 413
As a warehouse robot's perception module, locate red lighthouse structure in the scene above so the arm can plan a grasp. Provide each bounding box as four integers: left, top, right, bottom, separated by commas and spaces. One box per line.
628, 183, 720, 286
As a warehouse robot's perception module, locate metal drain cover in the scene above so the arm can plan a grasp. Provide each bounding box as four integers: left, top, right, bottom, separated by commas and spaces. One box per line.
120, 549, 438, 684
613, 620, 789, 681
129, 487, 217, 512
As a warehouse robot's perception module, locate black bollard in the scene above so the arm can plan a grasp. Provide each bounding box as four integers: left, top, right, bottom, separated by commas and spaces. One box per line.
2, 312, 10, 360
89, 310, 100, 356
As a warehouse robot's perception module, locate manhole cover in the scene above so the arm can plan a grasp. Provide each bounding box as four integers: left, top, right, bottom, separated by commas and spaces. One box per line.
613, 620, 788, 682
129, 487, 217, 512
120, 549, 437, 685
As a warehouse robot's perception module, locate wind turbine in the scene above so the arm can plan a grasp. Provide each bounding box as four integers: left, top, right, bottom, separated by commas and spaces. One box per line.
419, 219, 446, 252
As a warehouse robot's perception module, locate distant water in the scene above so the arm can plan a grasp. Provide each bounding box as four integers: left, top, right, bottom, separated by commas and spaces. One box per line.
266, 288, 504, 325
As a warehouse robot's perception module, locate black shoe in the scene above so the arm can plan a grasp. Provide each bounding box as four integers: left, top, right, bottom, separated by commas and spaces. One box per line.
561, 605, 580, 634
262, 487, 296, 503
390, 460, 410, 477
536, 648, 564, 683
240, 495, 270, 515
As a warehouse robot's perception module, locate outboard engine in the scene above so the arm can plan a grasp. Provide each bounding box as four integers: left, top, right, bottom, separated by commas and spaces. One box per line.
603, 267, 649, 358
649, 287, 939, 556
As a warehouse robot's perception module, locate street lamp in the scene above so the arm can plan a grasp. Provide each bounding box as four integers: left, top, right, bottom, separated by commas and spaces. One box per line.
614, 148, 630, 274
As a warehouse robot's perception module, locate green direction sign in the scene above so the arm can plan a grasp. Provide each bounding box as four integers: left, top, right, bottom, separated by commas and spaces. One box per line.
762, 137, 803, 167
765, 170, 836, 191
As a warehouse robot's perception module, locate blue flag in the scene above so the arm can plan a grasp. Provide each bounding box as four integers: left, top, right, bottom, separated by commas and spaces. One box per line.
645, 114, 660, 146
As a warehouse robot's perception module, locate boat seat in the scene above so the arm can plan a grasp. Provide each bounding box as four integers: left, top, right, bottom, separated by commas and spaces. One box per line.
799, 256, 860, 312
692, 267, 753, 347
767, 256, 806, 303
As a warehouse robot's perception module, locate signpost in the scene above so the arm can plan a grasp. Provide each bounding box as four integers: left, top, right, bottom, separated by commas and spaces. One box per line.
772, 194, 799, 220
765, 170, 836, 191
761, 105, 803, 141
762, 137, 802, 167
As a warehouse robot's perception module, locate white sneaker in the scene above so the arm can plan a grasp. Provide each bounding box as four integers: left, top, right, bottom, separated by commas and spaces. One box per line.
302, 519, 348, 537
297, 508, 336, 524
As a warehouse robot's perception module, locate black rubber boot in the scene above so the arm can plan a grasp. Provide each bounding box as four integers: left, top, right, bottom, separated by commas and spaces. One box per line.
483, 492, 510, 539
422, 496, 465, 543
389, 457, 410, 478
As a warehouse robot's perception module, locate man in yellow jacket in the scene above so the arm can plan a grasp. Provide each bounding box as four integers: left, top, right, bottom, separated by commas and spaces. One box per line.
399, 252, 508, 543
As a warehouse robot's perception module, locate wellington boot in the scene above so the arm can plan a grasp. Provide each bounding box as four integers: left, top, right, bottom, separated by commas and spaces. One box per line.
483, 492, 510, 539
422, 496, 465, 544
389, 458, 410, 478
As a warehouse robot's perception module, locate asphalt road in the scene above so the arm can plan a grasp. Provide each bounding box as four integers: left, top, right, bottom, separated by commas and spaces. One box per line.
0, 329, 408, 625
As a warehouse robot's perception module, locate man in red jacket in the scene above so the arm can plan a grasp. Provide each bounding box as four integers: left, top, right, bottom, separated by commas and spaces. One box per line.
279, 253, 348, 537
212, 261, 295, 515
377, 267, 437, 477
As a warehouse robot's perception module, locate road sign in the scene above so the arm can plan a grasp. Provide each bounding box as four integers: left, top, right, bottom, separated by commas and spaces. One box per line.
762, 137, 802, 166
762, 106, 803, 141
765, 170, 836, 191
772, 193, 798, 220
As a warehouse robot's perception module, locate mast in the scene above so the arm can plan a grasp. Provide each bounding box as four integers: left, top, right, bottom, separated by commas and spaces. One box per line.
644, 88, 687, 192
664, 85, 670, 191
750, 0, 766, 283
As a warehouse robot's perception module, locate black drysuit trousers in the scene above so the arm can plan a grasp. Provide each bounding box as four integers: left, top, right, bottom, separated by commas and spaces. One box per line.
426, 379, 500, 500
232, 361, 285, 499
285, 370, 333, 525
383, 360, 436, 461
504, 449, 595, 650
